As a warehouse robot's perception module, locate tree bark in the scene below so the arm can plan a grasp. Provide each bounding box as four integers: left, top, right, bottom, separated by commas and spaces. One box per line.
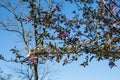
33, 63, 38, 80
30, 0, 39, 80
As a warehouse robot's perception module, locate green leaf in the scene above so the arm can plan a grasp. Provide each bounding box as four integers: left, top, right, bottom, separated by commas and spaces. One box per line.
39, 37, 44, 45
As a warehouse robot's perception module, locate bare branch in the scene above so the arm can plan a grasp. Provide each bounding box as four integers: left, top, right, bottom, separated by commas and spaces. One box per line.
0, 21, 22, 35
0, 0, 29, 54
104, 5, 119, 21
19, 20, 29, 54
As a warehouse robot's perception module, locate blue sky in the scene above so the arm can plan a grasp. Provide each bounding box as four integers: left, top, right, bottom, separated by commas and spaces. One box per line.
59, 60, 120, 80
0, 30, 120, 80
0, 0, 120, 80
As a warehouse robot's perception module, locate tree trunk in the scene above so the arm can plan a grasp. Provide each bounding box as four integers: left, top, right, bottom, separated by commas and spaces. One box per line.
30, 1, 39, 80
33, 63, 38, 80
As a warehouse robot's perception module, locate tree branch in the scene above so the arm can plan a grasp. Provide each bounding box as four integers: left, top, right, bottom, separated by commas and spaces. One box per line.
19, 20, 29, 54
0, 21, 22, 35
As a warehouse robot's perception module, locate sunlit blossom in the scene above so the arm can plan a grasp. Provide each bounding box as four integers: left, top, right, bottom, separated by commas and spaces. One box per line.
28, 54, 38, 63
113, 22, 118, 27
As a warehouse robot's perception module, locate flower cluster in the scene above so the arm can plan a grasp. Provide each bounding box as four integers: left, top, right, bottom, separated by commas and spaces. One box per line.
27, 54, 38, 63
102, 0, 120, 27
58, 32, 68, 39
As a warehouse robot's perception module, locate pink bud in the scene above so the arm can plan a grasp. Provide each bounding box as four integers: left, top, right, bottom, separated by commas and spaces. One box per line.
57, 33, 62, 37
58, 32, 68, 39
26, 16, 31, 22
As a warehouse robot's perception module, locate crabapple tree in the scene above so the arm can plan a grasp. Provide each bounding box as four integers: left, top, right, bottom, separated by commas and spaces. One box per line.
0, 0, 120, 80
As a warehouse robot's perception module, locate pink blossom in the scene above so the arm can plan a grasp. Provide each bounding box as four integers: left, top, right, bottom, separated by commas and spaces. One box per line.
72, 37, 78, 41
58, 32, 68, 39
28, 54, 38, 63
62, 33, 68, 39
102, 12, 105, 16
106, 39, 111, 45
113, 22, 118, 27
112, 7, 116, 12
26, 16, 31, 22
109, 3, 116, 12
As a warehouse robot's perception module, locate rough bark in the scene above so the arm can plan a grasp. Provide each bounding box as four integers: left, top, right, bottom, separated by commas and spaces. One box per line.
33, 63, 38, 80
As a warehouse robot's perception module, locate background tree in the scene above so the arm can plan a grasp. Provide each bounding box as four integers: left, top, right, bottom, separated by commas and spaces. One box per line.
0, 68, 12, 80
0, 0, 120, 80
10, 63, 55, 80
